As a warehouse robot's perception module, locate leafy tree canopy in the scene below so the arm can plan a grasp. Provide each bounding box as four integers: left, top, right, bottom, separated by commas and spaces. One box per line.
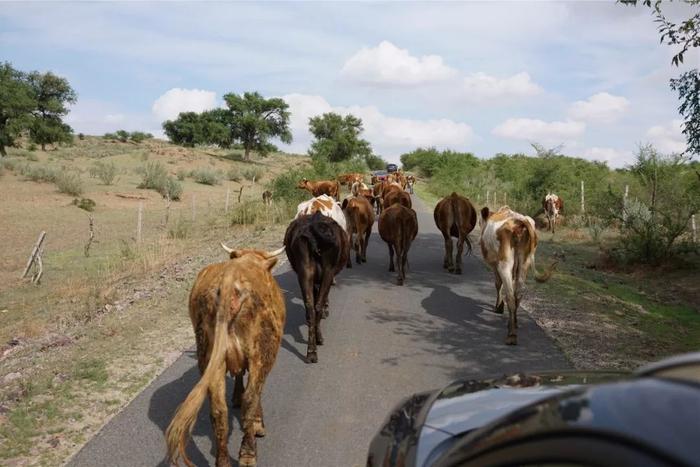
27, 71, 77, 150
0, 62, 35, 156
308, 112, 371, 163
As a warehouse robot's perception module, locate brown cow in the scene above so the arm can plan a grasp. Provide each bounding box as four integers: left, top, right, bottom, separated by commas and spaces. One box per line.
285, 212, 348, 363
378, 204, 418, 285
372, 182, 384, 214
542, 193, 564, 233
480, 206, 554, 345
383, 184, 412, 209
297, 178, 340, 200
434, 192, 477, 274
262, 190, 272, 206
166, 245, 286, 467
406, 175, 416, 194
337, 172, 364, 187
341, 196, 375, 265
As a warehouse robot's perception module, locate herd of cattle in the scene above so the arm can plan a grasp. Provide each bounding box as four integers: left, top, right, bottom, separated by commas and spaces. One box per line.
165, 171, 559, 467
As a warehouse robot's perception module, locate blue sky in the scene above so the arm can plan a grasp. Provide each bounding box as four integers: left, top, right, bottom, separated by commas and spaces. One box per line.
2, 1, 696, 166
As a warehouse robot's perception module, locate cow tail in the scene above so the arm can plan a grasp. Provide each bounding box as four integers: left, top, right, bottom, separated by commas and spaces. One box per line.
166, 278, 237, 466
451, 195, 473, 255
520, 220, 555, 283
309, 213, 337, 256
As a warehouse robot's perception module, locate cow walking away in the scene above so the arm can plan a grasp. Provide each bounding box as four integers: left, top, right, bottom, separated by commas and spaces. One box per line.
383, 184, 412, 209
296, 194, 347, 233
262, 190, 272, 206
342, 196, 375, 265
372, 182, 384, 215
166, 245, 286, 467
297, 178, 341, 200
543, 193, 564, 233
480, 206, 555, 345
434, 192, 477, 274
285, 212, 348, 363
378, 204, 418, 285
406, 175, 416, 194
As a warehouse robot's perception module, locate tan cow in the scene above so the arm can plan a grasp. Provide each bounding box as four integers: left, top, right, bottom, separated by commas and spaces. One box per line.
297, 178, 340, 200
337, 173, 365, 187
434, 192, 477, 274
166, 245, 286, 467
406, 175, 416, 194
383, 184, 412, 209
480, 206, 554, 345
341, 196, 375, 265
378, 204, 418, 285
372, 182, 384, 215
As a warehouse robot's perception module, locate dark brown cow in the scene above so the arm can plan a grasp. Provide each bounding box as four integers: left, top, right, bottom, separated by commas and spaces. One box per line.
378, 204, 418, 285
297, 178, 340, 200
383, 184, 412, 209
166, 245, 286, 467
480, 206, 554, 345
542, 193, 564, 233
284, 212, 348, 363
262, 190, 272, 206
433, 192, 477, 274
341, 196, 375, 265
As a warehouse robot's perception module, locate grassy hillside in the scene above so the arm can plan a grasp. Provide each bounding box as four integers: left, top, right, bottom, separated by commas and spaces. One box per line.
0, 137, 306, 466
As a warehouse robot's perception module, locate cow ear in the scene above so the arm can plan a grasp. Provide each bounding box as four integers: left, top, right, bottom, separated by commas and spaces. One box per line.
480, 207, 490, 222
264, 256, 278, 271
341, 198, 349, 210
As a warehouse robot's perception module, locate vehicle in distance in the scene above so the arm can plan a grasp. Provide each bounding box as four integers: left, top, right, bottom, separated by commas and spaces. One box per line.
367, 352, 700, 467
372, 170, 389, 182
386, 163, 398, 173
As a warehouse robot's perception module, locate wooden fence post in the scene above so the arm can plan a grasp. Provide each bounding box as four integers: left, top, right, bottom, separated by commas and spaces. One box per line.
580, 180, 585, 213
191, 194, 196, 222
692, 214, 697, 243
164, 194, 171, 226
225, 188, 230, 213
84, 214, 95, 257
623, 185, 629, 222
238, 186, 244, 203
136, 202, 143, 243
22, 231, 47, 278
486, 190, 490, 207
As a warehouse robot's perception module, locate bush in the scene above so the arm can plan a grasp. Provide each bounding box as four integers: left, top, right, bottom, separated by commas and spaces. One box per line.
129, 131, 152, 143
78, 133, 85, 140
192, 167, 220, 185
226, 167, 242, 182
72, 197, 96, 212
55, 170, 84, 196
163, 176, 183, 201
176, 168, 187, 181
27, 143, 37, 152
138, 162, 168, 191
1, 158, 20, 171
92, 161, 118, 185
23, 165, 57, 183
168, 217, 192, 239
103, 132, 117, 140
229, 200, 294, 226
115, 130, 129, 143
242, 167, 264, 182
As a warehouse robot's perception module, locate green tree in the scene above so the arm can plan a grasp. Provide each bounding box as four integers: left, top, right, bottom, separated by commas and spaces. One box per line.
365, 153, 387, 170
223, 92, 291, 161
0, 62, 35, 157
308, 112, 371, 163
27, 71, 77, 150
163, 112, 203, 147
622, 0, 699, 156
199, 108, 232, 148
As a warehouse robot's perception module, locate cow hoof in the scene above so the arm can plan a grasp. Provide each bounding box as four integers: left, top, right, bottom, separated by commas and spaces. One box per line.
216, 455, 233, 467
306, 352, 318, 363
347, 262, 352, 269
238, 454, 256, 467
505, 336, 518, 345
254, 421, 266, 438
322, 308, 329, 319
316, 335, 324, 345
495, 304, 505, 314
455, 269, 462, 275
389, 266, 395, 272
397, 279, 404, 286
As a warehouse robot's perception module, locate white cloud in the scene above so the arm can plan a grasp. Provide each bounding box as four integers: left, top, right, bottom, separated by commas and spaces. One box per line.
646, 119, 687, 154
282, 93, 474, 162
567, 92, 630, 123
340, 40, 457, 85
462, 72, 542, 101
492, 118, 585, 145
581, 147, 635, 168
151, 88, 218, 122
66, 100, 162, 137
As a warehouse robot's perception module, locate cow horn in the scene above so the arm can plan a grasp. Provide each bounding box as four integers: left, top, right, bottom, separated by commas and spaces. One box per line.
265, 246, 286, 258
220, 242, 234, 254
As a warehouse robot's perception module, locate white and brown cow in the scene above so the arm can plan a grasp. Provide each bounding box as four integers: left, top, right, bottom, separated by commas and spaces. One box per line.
542, 193, 564, 233
295, 195, 347, 234
480, 206, 554, 345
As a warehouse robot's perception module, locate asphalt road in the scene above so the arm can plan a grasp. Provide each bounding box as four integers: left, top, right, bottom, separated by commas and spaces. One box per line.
69, 195, 569, 467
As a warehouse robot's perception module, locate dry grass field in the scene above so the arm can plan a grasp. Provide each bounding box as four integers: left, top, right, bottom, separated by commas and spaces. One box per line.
0, 137, 306, 466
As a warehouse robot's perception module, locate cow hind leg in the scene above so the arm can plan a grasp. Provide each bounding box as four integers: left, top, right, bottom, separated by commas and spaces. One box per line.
315, 268, 335, 347
363, 229, 371, 262
498, 261, 518, 345
494, 273, 505, 314
301, 275, 317, 363
209, 381, 231, 467
388, 244, 395, 272
442, 234, 453, 271
232, 371, 244, 408
455, 233, 465, 274
239, 366, 269, 467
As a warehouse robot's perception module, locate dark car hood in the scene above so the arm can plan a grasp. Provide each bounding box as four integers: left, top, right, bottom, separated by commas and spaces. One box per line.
416, 371, 625, 467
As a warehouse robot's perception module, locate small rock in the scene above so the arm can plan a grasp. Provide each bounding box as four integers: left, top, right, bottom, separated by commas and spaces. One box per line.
3, 372, 21, 384
48, 437, 60, 448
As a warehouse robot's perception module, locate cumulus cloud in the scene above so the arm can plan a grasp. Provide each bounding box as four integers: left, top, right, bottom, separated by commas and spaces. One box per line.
340, 40, 457, 85
492, 118, 585, 145
646, 119, 686, 154
282, 93, 474, 161
151, 88, 218, 122
462, 72, 542, 101
567, 92, 630, 123
581, 147, 635, 168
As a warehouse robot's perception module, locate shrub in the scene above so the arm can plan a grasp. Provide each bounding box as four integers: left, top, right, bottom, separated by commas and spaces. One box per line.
72, 197, 96, 212
129, 131, 150, 143
242, 167, 264, 182
55, 170, 84, 196
137, 162, 168, 191
27, 143, 37, 152
192, 168, 220, 185
23, 165, 57, 183
92, 161, 118, 185
103, 132, 117, 140
163, 176, 183, 201
1, 158, 20, 171
78, 133, 85, 140
115, 130, 129, 143
168, 217, 192, 239
227, 167, 242, 182
176, 168, 187, 181
229, 200, 294, 226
